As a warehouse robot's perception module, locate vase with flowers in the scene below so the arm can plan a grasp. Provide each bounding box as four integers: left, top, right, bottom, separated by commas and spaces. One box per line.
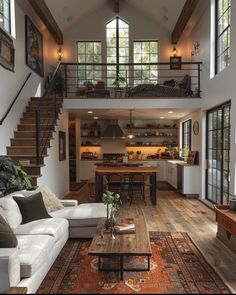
102, 190, 122, 237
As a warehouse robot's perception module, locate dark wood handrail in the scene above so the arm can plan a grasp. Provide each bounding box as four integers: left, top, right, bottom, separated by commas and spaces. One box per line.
0, 72, 32, 125
61, 61, 203, 66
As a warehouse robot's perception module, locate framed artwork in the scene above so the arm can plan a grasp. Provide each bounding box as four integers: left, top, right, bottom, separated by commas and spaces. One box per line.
193, 121, 199, 135
0, 27, 15, 72
59, 131, 66, 161
25, 15, 44, 77
170, 56, 182, 70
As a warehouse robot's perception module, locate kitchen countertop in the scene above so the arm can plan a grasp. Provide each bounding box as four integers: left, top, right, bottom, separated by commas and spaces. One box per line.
80, 158, 173, 162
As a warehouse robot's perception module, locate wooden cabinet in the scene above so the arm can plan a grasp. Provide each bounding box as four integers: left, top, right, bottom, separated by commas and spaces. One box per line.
215, 206, 236, 255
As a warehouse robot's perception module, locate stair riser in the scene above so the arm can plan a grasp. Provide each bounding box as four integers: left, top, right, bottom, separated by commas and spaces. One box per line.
11, 139, 50, 147
7, 156, 45, 165
23, 166, 41, 175
14, 131, 53, 139
23, 112, 59, 119
31, 97, 63, 102
28, 101, 62, 108
30, 178, 37, 187
7, 147, 47, 156
18, 125, 55, 131
26, 106, 61, 112
20, 118, 57, 125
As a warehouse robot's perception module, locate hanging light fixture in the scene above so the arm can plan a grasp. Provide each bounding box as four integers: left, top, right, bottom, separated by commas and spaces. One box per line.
127, 110, 135, 139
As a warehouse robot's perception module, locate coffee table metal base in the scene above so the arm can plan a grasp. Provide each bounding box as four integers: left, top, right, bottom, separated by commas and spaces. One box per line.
98, 254, 151, 281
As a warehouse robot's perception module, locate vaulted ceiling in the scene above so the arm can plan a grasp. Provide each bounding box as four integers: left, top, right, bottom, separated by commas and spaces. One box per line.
44, 0, 186, 33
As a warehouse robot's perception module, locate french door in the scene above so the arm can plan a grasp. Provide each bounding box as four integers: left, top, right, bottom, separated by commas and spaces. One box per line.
206, 102, 231, 205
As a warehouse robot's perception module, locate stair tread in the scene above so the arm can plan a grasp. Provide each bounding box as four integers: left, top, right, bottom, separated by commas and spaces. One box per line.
8, 146, 51, 149
21, 164, 45, 168
28, 174, 42, 178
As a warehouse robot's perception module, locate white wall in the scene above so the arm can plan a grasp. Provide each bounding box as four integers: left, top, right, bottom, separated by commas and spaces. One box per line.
178, 1, 236, 198
0, 0, 58, 155
62, 1, 189, 63
38, 110, 70, 199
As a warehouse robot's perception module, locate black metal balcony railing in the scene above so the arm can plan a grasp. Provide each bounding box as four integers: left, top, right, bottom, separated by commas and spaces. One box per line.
48, 62, 202, 99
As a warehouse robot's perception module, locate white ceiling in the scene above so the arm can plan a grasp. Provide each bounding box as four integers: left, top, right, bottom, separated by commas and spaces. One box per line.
45, 0, 186, 33
69, 108, 198, 120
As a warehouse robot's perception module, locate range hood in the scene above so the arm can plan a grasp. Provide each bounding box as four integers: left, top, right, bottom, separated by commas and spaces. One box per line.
102, 120, 125, 139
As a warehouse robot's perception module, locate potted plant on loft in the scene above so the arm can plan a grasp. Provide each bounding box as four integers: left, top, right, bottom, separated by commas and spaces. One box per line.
0, 156, 32, 197
113, 75, 126, 89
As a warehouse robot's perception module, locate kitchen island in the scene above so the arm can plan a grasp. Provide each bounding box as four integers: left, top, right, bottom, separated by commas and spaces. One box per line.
95, 166, 158, 205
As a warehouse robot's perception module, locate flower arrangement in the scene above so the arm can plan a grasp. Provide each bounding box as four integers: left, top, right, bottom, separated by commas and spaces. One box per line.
103, 190, 122, 230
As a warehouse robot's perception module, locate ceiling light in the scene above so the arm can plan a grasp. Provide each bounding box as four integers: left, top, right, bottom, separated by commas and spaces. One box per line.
160, 117, 165, 119
88, 111, 93, 114
127, 110, 135, 139
168, 111, 174, 114
93, 117, 99, 120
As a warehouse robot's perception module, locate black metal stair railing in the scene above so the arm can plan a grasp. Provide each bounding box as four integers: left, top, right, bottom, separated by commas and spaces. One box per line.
35, 62, 65, 165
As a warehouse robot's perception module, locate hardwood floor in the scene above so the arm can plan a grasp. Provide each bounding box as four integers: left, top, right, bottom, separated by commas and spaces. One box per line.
66, 186, 236, 293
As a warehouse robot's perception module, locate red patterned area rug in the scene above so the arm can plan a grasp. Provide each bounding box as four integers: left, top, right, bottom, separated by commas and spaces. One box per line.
37, 232, 231, 294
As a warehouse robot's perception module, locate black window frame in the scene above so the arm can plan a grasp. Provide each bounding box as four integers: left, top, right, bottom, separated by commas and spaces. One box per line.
215, 0, 231, 75
182, 119, 192, 151
0, 0, 11, 34
76, 41, 102, 86
206, 101, 231, 205
133, 40, 159, 85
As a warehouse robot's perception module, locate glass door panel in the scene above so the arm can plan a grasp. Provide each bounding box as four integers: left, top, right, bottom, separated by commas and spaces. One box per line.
206, 102, 231, 205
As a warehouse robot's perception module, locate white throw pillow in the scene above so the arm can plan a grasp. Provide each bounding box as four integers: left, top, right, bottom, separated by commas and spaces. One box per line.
21, 186, 64, 213
0, 195, 24, 229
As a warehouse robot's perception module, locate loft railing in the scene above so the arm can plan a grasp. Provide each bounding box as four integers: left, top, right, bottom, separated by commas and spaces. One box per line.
53, 61, 202, 99
0, 72, 32, 125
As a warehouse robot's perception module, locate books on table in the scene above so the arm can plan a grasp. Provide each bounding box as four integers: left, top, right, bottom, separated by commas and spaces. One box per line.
114, 223, 135, 234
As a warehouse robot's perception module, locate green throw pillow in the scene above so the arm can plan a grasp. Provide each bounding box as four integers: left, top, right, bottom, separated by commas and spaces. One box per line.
13, 192, 51, 224
0, 215, 18, 248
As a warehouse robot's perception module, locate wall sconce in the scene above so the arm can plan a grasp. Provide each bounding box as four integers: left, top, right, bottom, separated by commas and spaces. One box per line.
172, 47, 178, 57
191, 41, 200, 56
57, 48, 63, 61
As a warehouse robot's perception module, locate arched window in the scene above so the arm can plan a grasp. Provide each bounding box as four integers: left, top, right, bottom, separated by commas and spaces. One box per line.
106, 17, 129, 86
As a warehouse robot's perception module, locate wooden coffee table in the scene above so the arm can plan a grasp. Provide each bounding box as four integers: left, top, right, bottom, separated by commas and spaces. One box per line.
89, 216, 152, 280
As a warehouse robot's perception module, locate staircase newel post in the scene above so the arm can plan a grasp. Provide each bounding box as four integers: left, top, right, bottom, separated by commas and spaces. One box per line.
35, 110, 40, 165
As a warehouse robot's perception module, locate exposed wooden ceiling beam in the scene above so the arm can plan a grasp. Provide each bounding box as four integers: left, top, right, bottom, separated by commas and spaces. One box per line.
113, 0, 120, 13
28, 0, 63, 45
171, 0, 199, 44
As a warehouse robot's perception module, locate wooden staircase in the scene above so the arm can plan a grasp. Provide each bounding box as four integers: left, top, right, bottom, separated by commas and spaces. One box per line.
6, 97, 63, 186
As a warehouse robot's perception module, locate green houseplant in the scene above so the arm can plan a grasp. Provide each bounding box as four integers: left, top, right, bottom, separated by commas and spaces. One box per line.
113, 75, 126, 88
0, 156, 32, 197
102, 190, 122, 230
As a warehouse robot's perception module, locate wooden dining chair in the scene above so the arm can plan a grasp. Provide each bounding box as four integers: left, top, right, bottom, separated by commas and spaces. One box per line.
129, 173, 147, 205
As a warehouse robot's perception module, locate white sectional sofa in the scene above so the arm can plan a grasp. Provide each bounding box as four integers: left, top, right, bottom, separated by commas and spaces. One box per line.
0, 189, 107, 294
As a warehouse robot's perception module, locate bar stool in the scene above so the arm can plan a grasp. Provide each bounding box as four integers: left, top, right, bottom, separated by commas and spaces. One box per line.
129, 173, 146, 205
106, 174, 123, 197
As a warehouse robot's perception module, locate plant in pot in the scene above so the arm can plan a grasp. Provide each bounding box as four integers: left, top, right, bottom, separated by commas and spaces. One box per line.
113, 75, 126, 89
0, 156, 32, 197
102, 190, 122, 237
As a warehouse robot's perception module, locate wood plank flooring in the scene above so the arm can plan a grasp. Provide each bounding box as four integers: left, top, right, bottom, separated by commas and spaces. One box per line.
65, 187, 236, 293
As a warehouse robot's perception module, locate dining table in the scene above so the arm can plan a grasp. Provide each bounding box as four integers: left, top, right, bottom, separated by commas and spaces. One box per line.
95, 166, 158, 205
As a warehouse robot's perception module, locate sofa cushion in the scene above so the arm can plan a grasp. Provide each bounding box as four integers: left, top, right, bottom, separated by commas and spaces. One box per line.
13, 193, 52, 224
22, 186, 64, 213
0, 196, 23, 229
50, 203, 107, 227
0, 215, 18, 248
17, 235, 54, 278
14, 218, 69, 243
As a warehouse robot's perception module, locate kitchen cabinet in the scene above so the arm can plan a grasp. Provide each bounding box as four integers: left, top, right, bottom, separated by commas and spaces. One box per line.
167, 160, 185, 189
177, 164, 200, 196
79, 161, 100, 181
142, 160, 167, 181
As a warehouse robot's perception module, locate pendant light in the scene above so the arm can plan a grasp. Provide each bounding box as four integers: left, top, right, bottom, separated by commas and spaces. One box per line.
127, 110, 135, 139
